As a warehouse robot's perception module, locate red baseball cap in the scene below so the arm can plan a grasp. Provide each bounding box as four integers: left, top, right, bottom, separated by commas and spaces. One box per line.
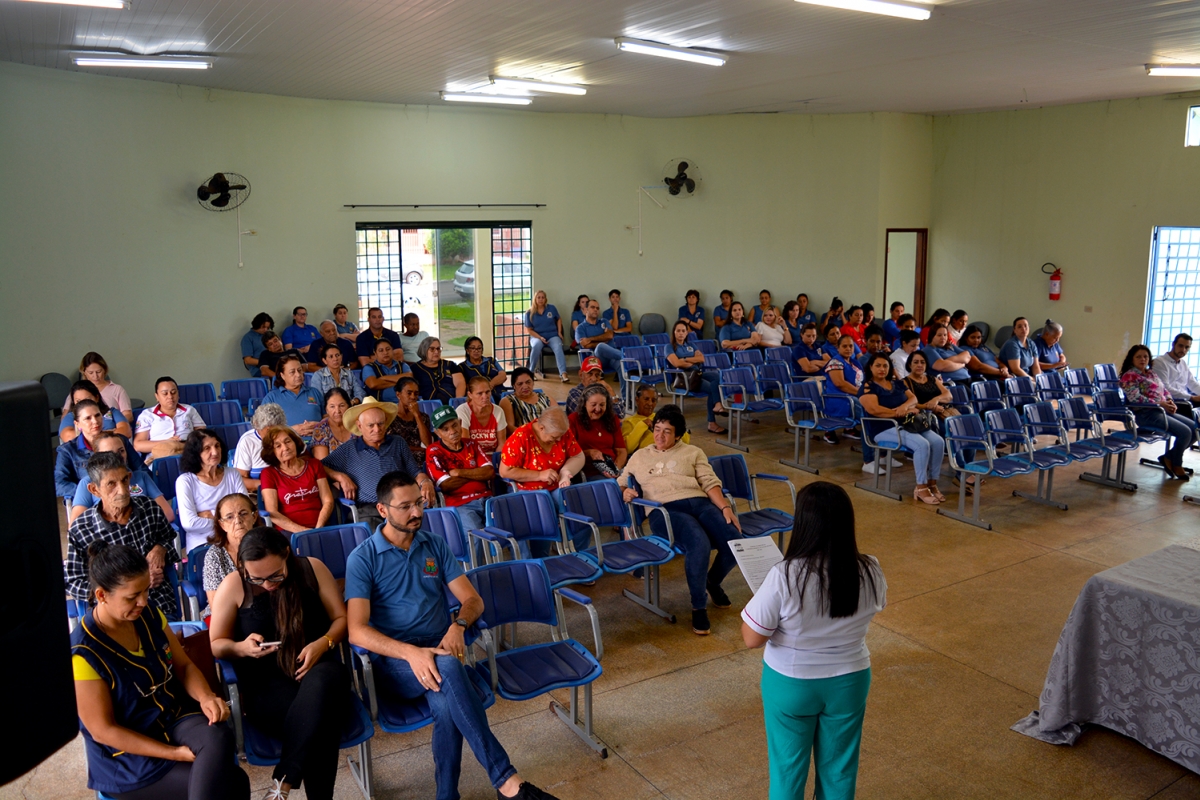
581, 356, 603, 373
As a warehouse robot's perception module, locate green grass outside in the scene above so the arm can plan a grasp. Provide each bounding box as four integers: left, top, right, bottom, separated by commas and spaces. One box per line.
437, 261, 470, 281
440, 302, 475, 323
447, 336, 470, 347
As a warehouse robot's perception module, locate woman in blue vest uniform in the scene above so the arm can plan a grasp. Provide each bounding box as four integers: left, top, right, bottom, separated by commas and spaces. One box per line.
71, 541, 248, 800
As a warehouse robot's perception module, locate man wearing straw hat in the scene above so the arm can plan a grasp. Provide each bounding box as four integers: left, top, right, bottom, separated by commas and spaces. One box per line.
323, 396, 437, 530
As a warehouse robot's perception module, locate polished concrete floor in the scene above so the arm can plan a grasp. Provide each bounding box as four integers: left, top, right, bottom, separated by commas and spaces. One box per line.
9, 379, 1200, 799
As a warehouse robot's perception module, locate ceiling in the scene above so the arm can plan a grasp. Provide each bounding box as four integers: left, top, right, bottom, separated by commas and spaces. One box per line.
4, 0, 1200, 117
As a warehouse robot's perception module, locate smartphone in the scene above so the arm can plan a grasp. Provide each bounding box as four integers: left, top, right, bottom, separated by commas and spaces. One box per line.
258, 641, 281, 648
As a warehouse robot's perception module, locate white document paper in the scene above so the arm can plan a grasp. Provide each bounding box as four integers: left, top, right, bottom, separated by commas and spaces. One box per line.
729, 537, 784, 594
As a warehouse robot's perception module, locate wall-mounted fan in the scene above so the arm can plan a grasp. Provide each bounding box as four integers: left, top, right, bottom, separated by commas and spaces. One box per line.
663, 158, 701, 197
196, 172, 254, 267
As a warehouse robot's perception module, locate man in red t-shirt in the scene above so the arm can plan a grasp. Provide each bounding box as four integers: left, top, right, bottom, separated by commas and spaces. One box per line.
425, 405, 494, 534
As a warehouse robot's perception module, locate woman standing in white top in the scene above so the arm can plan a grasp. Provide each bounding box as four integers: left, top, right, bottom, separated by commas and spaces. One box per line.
741, 481, 886, 800
755, 307, 792, 349
176, 429, 245, 553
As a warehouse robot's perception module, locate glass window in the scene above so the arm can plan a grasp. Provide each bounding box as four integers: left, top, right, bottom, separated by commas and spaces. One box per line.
1145, 227, 1200, 373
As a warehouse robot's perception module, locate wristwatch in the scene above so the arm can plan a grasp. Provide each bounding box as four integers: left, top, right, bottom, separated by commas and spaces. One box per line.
454, 617, 469, 629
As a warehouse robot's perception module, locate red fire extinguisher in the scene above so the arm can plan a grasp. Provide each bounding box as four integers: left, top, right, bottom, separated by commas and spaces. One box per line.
1043, 263, 1062, 301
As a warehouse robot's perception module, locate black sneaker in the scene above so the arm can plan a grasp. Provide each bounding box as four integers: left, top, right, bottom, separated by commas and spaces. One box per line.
707, 581, 731, 608
823, 431, 840, 446
843, 427, 862, 440
501, 782, 561, 800
691, 608, 711, 635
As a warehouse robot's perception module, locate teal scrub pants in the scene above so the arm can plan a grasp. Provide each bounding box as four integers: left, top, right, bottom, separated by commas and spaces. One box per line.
761, 663, 872, 800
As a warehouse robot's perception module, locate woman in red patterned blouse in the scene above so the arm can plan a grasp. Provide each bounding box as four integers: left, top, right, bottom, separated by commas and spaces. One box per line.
498, 407, 584, 492
1119, 344, 1198, 480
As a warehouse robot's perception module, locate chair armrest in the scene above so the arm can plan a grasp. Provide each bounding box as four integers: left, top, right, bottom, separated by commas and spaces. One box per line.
630, 498, 673, 547
556, 588, 604, 662
859, 415, 898, 448
784, 396, 819, 424
475, 527, 520, 563
719, 382, 748, 409
753, 473, 798, 507
217, 658, 239, 686
338, 496, 355, 507
558, 512, 605, 567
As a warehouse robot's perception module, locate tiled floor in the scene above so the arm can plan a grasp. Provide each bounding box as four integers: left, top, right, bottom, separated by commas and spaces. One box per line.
10, 378, 1200, 799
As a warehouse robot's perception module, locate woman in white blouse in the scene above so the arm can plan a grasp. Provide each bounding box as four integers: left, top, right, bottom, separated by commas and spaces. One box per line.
755, 307, 792, 349
741, 481, 886, 800
176, 429, 245, 553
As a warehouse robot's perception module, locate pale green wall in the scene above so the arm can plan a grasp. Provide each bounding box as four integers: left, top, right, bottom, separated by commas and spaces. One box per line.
0, 61, 929, 396
930, 95, 1200, 368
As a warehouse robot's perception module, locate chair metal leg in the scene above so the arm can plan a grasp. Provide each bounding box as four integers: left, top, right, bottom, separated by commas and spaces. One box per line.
937, 470, 992, 530
780, 427, 819, 474
1185, 495, 1200, 504
855, 447, 902, 501
550, 684, 608, 757
1139, 441, 1195, 475
1014, 468, 1068, 510
718, 409, 748, 452
347, 739, 375, 800
622, 565, 676, 623
1080, 452, 1138, 491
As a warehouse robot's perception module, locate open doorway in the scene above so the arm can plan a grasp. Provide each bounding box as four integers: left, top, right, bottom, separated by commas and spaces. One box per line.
883, 229, 928, 325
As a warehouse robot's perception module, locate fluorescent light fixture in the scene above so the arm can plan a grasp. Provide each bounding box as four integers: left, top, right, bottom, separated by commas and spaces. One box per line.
1147, 64, 1200, 77
73, 55, 211, 69
490, 76, 586, 95
795, 0, 931, 21
19, 0, 128, 8
615, 37, 726, 67
441, 92, 532, 106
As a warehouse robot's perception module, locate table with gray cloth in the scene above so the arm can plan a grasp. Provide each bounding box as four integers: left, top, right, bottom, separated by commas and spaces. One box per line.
1013, 544, 1200, 773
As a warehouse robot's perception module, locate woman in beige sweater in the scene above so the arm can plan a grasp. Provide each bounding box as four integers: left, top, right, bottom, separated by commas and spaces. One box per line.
618, 404, 743, 635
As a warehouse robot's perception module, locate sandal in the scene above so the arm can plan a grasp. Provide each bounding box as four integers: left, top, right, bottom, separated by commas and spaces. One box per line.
913, 486, 940, 505
708, 424, 728, 434
930, 484, 946, 502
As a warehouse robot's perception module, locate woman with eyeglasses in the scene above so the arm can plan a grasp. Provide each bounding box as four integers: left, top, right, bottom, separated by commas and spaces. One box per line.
72, 541, 248, 800
209, 527, 349, 800
201, 493, 261, 616
458, 335, 508, 402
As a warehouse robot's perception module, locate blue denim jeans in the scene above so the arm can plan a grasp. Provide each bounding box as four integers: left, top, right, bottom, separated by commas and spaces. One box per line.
698, 373, 721, 423
590, 342, 624, 376
647, 496, 741, 609
529, 336, 566, 375
373, 652, 517, 800
876, 428, 945, 484
1134, 409, 1198, 466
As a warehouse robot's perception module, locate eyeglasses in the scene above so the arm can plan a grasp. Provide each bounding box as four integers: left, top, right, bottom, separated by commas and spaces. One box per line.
136, 665, 174, 698
245, 569, 287, 586
380, 499, 427, 514
220, 510, 256, 523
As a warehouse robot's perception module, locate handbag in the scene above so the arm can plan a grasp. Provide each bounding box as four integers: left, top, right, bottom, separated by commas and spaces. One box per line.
672, 368, 703, 393
900, 410, 936, 434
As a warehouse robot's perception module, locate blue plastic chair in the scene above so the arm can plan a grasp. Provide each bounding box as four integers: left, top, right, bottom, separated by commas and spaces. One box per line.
756, 362, 793, 398
152, 456, 182, 504
703, 352, 732, 372
449, 396, 467, 408
1093, 389, 1183, 484
984, 408, 1071, 511
1024, 402, 1105, 464
643, 333, 671, 347
970, 380, 1006, 416
208, 422, 251, 464
290, 524, 373, 579
478, 491, 604, 590
717, 367, 783, 453
939, 414, 1038, 530
618, 345, 666, 392
1034, 372, 1071, 404
764, 346, 792, 364
220, 378, 270, 415
1093, 363, 1121, 393
1063, 368, 1095, 399
417, 399, 445, 417
732, 349, 765, 369
694, 339, 719, 356
1060, 396, 1140, 492
192, 400, 245, 427
1003, 377, 1039, 414
180, 543, 211, 621
663, 360, 711, 414
612, 334, 641, 351
177, 382, 216, 405
708, 454, 794, 547
468, 560, 607, 757
779, 381, 856, 474
946, 384, 974, 415
424, 507, 477, 570
854, 407, 917, 502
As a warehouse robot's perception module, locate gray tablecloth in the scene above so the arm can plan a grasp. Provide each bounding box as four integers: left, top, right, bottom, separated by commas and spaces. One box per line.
1013, 545, 1200, 774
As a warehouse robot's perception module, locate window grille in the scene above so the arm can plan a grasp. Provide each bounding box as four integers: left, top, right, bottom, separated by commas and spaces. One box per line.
1145, 227, 1200, 373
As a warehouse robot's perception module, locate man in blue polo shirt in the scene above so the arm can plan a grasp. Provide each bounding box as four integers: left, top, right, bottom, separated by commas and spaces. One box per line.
240, 312, 273, 376
574, 299, 623, 376
345, 471, 560, 800
605, 289, 633, 334
281, 306, 322, 354
356, 306, 403, 367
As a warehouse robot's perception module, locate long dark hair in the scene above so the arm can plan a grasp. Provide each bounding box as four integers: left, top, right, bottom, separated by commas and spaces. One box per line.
1120, 344, 1153, 375
238, 527, 306, 677
575, 384, 617, 433
69, 379, 110, 415
783, 482, 879, 618
180, 429, 227, 474
86, 541, 147, 606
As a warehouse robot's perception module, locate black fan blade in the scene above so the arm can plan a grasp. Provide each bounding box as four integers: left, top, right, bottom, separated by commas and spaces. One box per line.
211, 192, 231, 208
668, 183, 681, 196
684, 178, 695, 193
210, 173, 230, 192
227, 184, 247, 191
677, 161, 688, 173
197, 186, 211, 201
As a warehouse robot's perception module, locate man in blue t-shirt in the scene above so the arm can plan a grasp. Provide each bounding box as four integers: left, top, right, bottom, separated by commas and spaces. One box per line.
605, 290, 633, 334
356, 307, 403, 367
575, 299, 624, 376
240, 312, 274, 376
345, 471, 561, 800
281, 306, 322, 355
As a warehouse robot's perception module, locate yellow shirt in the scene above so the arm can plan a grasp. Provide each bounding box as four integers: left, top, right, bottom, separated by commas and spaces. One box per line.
72, 609, 169, 681
621, 414, 690, 455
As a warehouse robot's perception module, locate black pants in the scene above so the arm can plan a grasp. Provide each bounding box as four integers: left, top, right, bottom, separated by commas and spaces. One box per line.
113, 714, 248, 800
243, 658, 349, 800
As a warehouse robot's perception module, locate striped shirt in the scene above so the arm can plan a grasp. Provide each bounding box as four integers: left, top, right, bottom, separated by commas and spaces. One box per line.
322, 434, 424, 504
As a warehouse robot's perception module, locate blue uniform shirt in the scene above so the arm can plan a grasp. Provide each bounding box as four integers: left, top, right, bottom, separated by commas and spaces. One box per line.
604, 306, 632, 332
678, 306, 705, 327
796, 311, 818, 328
881, 320, 900, 346
718, 321, 755, 343
792, 343, 826, 375
713, 305, 732, 326
345, 528, 464, 647
336, 320, 359, 335
922, 345, 970, 382
998, 337, 1039, 373
570, 309, 587, 329
1035, 337, 1064, 367
361, 360, 409, 403
241, 329, 267, 376
575, 319, 611, 345
261, 385, 324, 424
965, 344, 1000, 371
282, 323, 322, 352
525, 305, 562, 340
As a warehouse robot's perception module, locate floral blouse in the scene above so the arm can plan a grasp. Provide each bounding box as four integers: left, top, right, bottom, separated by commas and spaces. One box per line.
388, 411, 431, 452
1120, 368, 1170, 406
311, 418, 351, 454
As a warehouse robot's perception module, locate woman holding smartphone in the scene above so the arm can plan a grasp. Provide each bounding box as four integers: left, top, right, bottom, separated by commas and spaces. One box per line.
209, 527, 349, 800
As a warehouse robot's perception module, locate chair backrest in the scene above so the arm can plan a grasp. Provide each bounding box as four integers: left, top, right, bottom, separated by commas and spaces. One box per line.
1035, 372, 1067, 398
1094, 363, 1120, 391
290, 523, 372, 580
1061, 396, 1096, 430
720, 366, 757, 392
707, 454, 753, 502
764, 347, 791, 363
1023, 401, 1061, 433
221, 378, 270, 406
303, 373, 314, 387
973, 321, 991, 343
192, 400, 244, 427
643, 333, 670, 347
417, 400, 444, 417
152, 456, 183, 503
732, 349, 764, 367
177, 383, 216, 405
638, 313, 666, 335
485, 490, 561, 541
449, 396, 467, 408
694, 339, 719, 355
183, 544, 211, 585
624, 345, 656, 370
946, 413, 987, 442
984, 408, 1024, 440
1004, 377, 1037, 408
758, 362, 792, 391
704, 352, 732, 371
785, 379, 825, 415
1093, 389, 1126, 412
994, 325, 1013, 348
1064, 368, 1095, 396
424, 508, 471, 567
40, 372, 74, 414
971, 380, 1005, 413
947, 383, 972, 409
612, 334, 641, 350
559, 479, 632, 530
468, 560, 557, 629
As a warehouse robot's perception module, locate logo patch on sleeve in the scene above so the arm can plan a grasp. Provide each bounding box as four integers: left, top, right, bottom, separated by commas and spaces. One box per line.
424, 558, 439, 577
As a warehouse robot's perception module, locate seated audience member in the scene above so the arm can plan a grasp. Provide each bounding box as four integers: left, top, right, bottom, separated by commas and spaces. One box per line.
311, 341, 366, 404
921, 324, 972, 383
1152, 333, 1200, 418
134, 377, 205, 460
260, 426, 335, 533
457, 376, 508, 455
525, 290, 569, 382
389, 377, 432, 452
891, 313, 917, 349
70, 431, 172, 524
606, 289, 633, 334
242, 312, 274, 376
794, 293, 818, 328
820, 297, 846, 332
998, 317, 1042, 378
63, 353, 133, 423
960, 325, 1010, 381
679, 289, 706, 334
882, 302, 905, 343
345, 471, 562, 800
840, 306, 868, 351
793, 323, 830, 378
822, 335, 864, 445
282, 306, 322, 354
781, 300, 804, 343
565, 356, 626, 419
321, 397, 436, 530
60, 379, 132, 443
427, 405, 494, 534
741, 481, 885, 800
459, 336, 508, 402
618, 404, 742, 635
570, 294, 590, 343
857, 326, 890, 368
333, 303, 359, 340
1036, 319, 1069, 372
713, 289, 735, 330
65, 451, 180, 619
623, 383, 692, 453
71, 542, 244, 800
262, 354, 325, 438
756, 307, 792, 348
202, 492, 260, 612
947, 309, 969, 345
719, 302, 762, 351
317, 319, 360, 370
860, 303, 876, 327
233, 402, 287, 492
500, 367, 552, 435
858, 354, 946, 505
399, 313, 430, 365
890, 330, 922, 380
666, 320, 725, 433
919, 309, 951, 345
362, 339, 409, 402
750, 290, 779, 325
569, 384, 628, 479
574, 299, 623, 375
355, 306, 402, 367
1120, 344, 1198, 480
176, 429, 245, 553
903, 351, 954, 418
821, 323, 858, 359
413, 337, 466, 402
209, 527, 348, 800
257, 332, 304, 379
312, 388, 354, 460
499, 406, 583, 493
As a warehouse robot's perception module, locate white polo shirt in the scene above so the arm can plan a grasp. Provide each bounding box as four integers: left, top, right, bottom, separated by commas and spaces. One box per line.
741, 556, 886, 680
233, 428, 268, 472
136, 404, 205, 441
